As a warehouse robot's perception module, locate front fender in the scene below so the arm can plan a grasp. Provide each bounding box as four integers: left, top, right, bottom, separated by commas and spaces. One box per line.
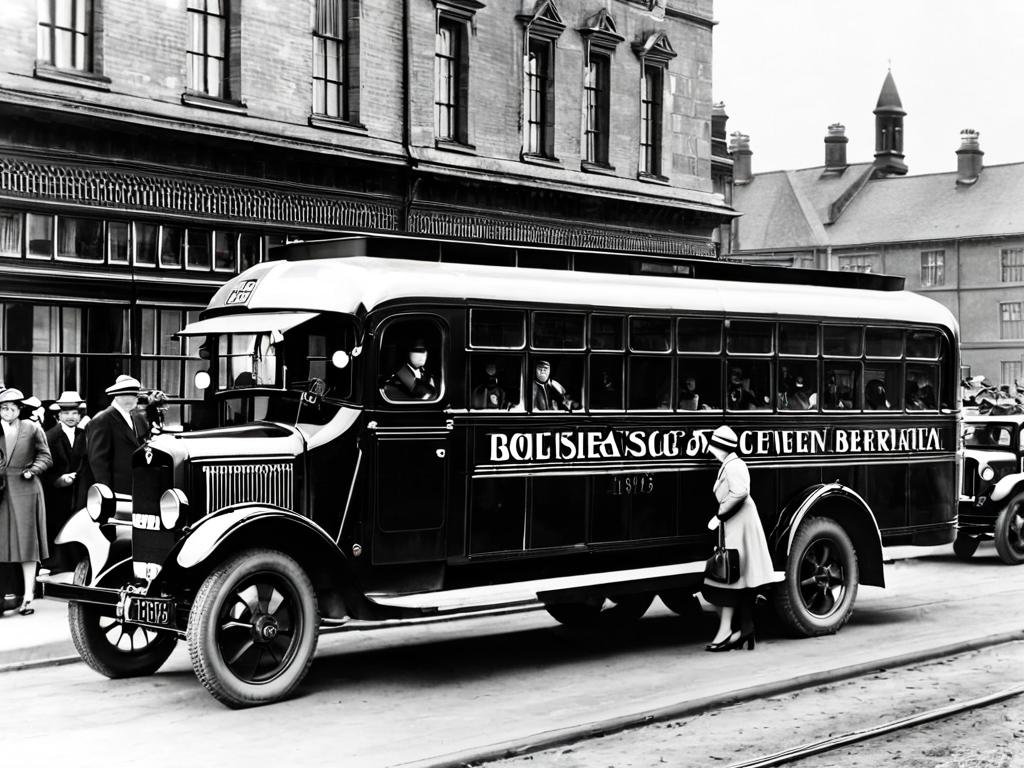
55, 508, 129, 581
154, 506, 375, 620
773, 482, 885, 588
991, 473, 1024, 504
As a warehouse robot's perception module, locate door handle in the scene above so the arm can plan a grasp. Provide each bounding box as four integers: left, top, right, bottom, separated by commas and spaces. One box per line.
436, 449, 446, 459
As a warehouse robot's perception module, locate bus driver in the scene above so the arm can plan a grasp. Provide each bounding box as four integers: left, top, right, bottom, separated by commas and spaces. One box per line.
386, 340, 437, 401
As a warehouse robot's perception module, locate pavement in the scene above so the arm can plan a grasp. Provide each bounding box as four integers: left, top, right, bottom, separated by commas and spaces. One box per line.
0, 542, 964, 675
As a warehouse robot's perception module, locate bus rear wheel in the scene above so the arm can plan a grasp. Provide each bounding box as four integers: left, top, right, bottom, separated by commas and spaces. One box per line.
544, 593, 654, 627
994, 494, 1024, 565
187, 548, 319, 708
773, 516, 858, 637
68, 559, 177, 679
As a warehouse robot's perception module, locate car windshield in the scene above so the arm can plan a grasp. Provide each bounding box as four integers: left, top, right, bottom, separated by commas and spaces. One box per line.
964, 423, 1014, 449
211, 314, 358, 426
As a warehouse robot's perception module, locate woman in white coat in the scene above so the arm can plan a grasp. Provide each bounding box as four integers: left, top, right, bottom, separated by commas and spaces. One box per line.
702, 425, 782, 651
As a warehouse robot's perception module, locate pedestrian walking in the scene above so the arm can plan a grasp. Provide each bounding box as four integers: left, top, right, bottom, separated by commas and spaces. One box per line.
702, 425, 782, 651
77, 375, 148, 497
42, 391, 88, 574
0, 388, 54, 616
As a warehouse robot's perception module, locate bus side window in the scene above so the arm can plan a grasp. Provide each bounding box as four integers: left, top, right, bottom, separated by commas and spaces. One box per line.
589, 356, 623, 410
470, 354, 522, 411
864, 363, 901, 410
906, 364, 938, 410
778, 360, 819, 411
678, 358, 721, 411
727, 360, 771, 410
379, 317, 444, 404
530, 355, 581, 412
823, 364, 859, 410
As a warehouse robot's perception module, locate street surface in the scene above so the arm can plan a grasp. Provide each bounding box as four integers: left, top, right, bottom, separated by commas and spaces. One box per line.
3, 544, 1024, 767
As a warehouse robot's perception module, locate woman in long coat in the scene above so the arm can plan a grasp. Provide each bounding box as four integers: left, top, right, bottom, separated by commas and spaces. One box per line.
702, 425, 782, 651
0, 388, 53, 616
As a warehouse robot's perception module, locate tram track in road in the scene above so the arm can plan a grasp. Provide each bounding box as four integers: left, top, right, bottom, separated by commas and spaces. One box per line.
410, 631, 1024, 768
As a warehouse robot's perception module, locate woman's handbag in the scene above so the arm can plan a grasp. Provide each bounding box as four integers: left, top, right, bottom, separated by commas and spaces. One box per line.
705, 523, 741, 584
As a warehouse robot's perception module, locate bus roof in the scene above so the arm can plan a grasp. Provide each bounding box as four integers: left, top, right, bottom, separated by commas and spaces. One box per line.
201, 254, 958, 332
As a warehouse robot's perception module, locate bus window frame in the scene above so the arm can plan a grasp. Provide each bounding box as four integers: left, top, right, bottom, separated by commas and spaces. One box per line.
530, 310, 586, 351
627, 314, 673, 354
376, 312, 448, 407
589, 313, 625, 352
468, 307, 526, 350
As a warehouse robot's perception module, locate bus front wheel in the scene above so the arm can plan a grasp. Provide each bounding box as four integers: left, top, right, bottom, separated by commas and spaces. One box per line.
544, 593, 654, 627
68, 559, 177, 679
994, 493, 1024, 565
773, 516, 858, 637
187, 548, 319, 708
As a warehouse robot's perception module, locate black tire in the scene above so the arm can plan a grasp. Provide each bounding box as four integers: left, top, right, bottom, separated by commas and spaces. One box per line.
544, 592, 654, 627
67, 559, 177, 678
994, 493, 1024, 565
773, 516, 858, 637
953, 533, 980, 561
187, 548, 319, 708
659, 589, 703, 618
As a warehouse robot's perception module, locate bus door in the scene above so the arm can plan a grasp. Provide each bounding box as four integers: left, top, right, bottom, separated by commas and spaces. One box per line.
369, 315, 449, 565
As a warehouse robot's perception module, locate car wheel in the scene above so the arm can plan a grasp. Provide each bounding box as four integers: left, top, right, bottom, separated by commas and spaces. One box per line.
994, 493, 1024, 565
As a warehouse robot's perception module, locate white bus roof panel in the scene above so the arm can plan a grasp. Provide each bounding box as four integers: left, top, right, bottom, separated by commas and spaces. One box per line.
204, 257, 958, 330
178, 311, 318, 337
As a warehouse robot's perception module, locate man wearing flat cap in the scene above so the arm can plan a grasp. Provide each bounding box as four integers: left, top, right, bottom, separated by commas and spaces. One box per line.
77, 375, 149, 498
42, 391, 88, 573
531, 360, 572, 412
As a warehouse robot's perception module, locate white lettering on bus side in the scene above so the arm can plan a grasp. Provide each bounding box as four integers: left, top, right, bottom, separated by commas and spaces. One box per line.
484, 427, 945, 463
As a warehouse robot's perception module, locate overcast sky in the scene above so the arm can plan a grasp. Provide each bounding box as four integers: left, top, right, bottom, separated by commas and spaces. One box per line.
711, 1, 1024, 176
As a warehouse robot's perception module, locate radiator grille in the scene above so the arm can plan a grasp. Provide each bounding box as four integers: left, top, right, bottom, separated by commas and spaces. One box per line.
202, 463, 294, 512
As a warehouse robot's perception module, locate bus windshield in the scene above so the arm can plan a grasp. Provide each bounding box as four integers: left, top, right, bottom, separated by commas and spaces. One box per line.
211, 314, 359, 425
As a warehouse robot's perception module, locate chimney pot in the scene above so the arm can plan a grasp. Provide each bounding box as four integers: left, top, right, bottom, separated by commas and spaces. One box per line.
730, 131, 752, 184
824, 123, 848, 171
956, 128, 983, 186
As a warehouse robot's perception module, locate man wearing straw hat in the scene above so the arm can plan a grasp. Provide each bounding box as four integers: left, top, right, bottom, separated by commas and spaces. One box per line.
77, 375, 149, 499
42, 391, 88, 573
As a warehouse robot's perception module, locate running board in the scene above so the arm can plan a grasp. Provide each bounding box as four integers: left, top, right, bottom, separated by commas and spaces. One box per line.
365, 561, 706, 614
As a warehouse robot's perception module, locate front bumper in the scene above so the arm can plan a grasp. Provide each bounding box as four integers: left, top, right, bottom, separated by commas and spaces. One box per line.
41, 579, 182, 634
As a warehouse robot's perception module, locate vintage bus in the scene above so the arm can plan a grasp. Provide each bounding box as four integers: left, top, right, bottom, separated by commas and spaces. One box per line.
46, 235, 961, 707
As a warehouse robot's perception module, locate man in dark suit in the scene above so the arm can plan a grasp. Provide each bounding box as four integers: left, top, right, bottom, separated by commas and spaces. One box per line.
42, 391, 88, 573
78, 375, 149, 499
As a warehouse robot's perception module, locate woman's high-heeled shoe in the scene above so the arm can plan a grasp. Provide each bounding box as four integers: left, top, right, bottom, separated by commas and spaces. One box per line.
705, 631, 740, 652
730, 631, 755, 651
18, 600, 34, 616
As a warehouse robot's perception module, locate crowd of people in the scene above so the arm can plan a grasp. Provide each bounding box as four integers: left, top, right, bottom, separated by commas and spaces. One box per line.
0, 375, 162, 618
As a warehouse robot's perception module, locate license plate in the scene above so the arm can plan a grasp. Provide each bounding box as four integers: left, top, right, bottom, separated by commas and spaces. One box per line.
126, 596, 174, 626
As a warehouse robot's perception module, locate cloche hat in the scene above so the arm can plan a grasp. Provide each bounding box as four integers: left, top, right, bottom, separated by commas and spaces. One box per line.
105, 375, 142, 396
0, 388, 25, 404
51, 390, 85, 410
708, 425, 739, 452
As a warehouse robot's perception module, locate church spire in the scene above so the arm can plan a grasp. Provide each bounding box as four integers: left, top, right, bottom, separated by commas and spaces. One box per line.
873, 70, 907, 176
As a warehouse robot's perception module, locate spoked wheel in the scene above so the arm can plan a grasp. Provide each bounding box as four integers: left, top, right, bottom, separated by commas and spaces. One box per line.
544, 592, 654, 627
68, 559, 177, 678
773, 516, 858, 637
994, 494, 1024, 565
953, 533, 980, 562
187, 548, 318, 708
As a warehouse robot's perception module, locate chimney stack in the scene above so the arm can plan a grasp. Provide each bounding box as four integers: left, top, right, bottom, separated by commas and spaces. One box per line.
730, 131, 752, 184
956, 129, 983, 186
824, 123, 848, 172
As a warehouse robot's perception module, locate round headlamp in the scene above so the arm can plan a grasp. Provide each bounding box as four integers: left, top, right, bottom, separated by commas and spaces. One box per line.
979, 465, 996, 482
159, 488, 188, 530
86, 484, 114, 524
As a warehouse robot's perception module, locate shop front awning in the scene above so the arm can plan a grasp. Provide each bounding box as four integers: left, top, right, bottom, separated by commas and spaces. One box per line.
176, 311, 318, 337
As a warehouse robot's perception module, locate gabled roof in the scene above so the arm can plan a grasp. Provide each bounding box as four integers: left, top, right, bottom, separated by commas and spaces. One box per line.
734, 161, 1024, 250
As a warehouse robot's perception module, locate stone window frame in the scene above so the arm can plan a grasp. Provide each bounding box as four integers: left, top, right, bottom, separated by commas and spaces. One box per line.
632, 32, 676, 182
432, 0, 482, 151
182, 0, 246, 112
920, 249, 945, 287
578, 10, 622, 173
310, 0, 363, 130
518, 1, 565, 164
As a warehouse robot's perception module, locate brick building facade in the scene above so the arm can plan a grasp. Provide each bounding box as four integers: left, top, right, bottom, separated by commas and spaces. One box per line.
0, 0, 733, 423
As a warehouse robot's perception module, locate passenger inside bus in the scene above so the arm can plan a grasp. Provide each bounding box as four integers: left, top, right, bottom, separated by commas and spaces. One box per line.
532, 360, 573, 411
865, 379, 891, 410
471, 361, 508, 409
385, 340, 437, 401
780, 375, 813, 410
590, 367, 621, 410
679, 376, 701, 410
727, 366, 763, 410
906, 372, 937, 410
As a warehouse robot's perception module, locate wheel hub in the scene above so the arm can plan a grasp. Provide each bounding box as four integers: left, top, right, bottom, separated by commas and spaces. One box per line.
253, 615, 279, 642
